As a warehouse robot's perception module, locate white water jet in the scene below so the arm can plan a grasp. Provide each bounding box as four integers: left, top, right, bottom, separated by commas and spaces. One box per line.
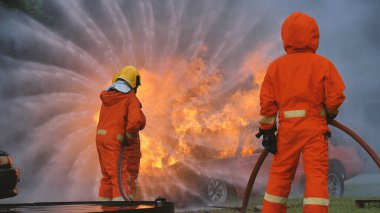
0, 0, 282, 204
1, 0, 377, 206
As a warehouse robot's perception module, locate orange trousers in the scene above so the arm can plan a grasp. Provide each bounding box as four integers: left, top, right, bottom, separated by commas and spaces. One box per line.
262, 122, 329, 213
96, 134, 141, 199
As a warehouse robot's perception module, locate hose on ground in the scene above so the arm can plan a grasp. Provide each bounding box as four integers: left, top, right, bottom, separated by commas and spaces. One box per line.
240, 120, 380, 213
117, 142, 133, 201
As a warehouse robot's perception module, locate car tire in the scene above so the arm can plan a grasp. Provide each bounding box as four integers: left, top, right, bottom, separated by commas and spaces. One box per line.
328, 171, 344, 197
206, 178, 228, 204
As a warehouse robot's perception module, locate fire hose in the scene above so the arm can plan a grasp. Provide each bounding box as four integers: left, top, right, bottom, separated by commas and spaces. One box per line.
240, 120, 380, 213
117, 142, 133, 201
117, 142, 174, 212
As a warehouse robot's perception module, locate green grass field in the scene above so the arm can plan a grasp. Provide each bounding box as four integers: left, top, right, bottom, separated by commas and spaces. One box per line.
179, 175, 380, 213
180, 197, 380, 213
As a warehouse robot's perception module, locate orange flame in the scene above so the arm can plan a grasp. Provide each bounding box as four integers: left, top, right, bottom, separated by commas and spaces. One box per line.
94, 43, 274, 176
93, 110, 100, 124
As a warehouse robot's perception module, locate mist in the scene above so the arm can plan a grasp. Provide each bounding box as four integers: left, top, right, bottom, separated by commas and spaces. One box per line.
0, 0, 379, 204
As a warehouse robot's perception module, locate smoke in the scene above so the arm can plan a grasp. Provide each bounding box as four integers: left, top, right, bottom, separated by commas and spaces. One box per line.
0, 0, 379, 203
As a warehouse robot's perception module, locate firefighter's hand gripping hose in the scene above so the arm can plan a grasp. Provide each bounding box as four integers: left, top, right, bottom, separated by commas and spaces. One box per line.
117, 142, 133, 201
240, 120, 380, 213
256, 126, 277, 154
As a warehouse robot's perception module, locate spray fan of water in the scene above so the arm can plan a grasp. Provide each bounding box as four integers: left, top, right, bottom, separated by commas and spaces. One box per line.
0, 0, 285, 203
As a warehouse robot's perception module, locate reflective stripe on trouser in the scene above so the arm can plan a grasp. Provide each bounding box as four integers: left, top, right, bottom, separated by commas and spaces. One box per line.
303, 130, 329, 213
112, 196, 124, 201
96, 133, 141, 199
98, 197, 112, 201
264, 193, 287, 204
304, 197, 329, 206
124, 141, 141, 199
262, 128, 328, 213
303, 197, 329, 213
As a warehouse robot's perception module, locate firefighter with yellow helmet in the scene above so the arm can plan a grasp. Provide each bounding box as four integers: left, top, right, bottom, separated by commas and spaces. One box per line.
96, 66, 146, 201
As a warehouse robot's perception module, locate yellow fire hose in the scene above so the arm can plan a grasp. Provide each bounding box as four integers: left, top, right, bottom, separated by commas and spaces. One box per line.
240, 120, 380, 213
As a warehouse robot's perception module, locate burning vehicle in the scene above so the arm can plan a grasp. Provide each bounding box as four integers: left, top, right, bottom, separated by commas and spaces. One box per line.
0, 151, 19, 199
138, 126, 366, 206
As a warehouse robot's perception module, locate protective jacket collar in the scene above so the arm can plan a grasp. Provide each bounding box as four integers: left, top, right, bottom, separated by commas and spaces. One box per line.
106, 80, 131, 93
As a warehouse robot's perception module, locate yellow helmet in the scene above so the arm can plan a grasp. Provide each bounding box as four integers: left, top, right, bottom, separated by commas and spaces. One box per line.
112, 66, 141, 89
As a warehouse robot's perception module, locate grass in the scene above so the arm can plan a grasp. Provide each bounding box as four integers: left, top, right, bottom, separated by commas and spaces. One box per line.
179, 197, 380, 213
287, 197, 380, 213
179, 179, 380, 212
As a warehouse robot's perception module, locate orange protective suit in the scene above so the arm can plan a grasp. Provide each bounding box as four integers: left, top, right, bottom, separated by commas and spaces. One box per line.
96, 89, 146, 200
259, 12, 345, 213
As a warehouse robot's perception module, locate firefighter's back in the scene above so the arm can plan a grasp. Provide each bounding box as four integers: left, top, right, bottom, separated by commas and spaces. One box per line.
267, 52, 332, 131
97, 90, 132, 138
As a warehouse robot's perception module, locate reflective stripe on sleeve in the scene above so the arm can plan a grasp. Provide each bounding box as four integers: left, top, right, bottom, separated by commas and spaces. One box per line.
116, 134, 124, 142
303, 197, 329, 206
97, 129, 107, 135
284, 110, 306, 118
126, 132, 138, 139
264, 192, 288, 204
259, 116, 276, 124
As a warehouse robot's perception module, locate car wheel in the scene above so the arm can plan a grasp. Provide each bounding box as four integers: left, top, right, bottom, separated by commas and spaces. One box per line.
328, 172, 344, 197
207, 178, 228, 204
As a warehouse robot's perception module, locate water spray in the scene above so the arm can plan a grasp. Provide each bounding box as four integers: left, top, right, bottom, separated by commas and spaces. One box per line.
240, 120, 380, 213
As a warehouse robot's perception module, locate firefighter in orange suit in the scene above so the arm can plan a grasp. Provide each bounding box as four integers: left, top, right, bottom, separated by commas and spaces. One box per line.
257, 12, 345, 213
96, 66, 146, 201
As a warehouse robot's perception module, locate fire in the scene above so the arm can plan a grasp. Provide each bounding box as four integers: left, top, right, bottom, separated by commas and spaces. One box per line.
139, 134, 166, 169
167, 156, 177, 165
93, 110, 100, 124
178, 140, 191, 155
241, 146, 256, 157
174, 108, 202, 135
139, 133, 178, 171
93, 43, 273, 177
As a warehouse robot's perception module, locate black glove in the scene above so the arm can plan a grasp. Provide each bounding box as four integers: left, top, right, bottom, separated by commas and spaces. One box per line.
326, 111, 337, 122
256, 126, 277, 154
324, 106, 338, 123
